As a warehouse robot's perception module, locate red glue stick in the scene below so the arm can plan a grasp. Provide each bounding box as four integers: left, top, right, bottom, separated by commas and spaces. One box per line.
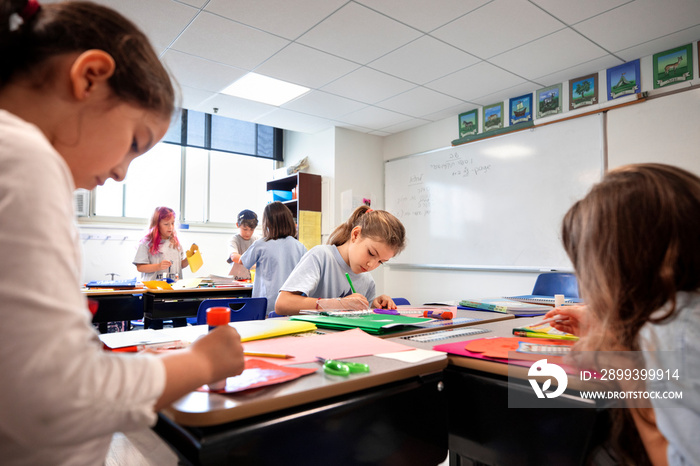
423, 310, 453, 320
206, 307, 230, 391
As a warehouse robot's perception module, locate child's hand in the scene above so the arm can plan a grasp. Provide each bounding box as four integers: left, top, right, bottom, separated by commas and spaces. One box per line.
343, 294, 369, 309
189, 325, 244, 383
543, 304, 590, 336
159, 260, 173, 270
372, 295, 396, 309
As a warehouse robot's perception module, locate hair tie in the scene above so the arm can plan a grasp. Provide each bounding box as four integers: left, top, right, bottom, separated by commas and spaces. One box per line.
366, 208, 373, 213
20, 0, 40, 22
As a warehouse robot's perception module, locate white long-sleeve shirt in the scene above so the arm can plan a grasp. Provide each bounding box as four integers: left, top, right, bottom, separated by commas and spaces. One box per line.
0, 110, 166, 465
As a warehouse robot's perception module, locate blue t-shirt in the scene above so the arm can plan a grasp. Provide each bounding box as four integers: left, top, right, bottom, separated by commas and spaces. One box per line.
279, 245, 376, 303
241, 236, 307, 316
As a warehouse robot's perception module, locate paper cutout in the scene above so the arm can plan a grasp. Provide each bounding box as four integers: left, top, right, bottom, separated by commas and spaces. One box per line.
142, 280, 173, 290
186, 243, 203, 273
201, 359, 317, 394
241, 328, 414, 365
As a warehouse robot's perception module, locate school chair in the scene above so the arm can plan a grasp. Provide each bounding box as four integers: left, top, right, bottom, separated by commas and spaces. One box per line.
195, 297, 268, 325
393, 298, 411, 305
532, 272, 579, 298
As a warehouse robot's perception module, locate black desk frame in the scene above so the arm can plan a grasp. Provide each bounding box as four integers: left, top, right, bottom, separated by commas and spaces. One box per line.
155, 372, 447, 466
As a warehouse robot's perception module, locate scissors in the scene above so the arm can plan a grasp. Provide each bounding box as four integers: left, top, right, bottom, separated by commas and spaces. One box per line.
316, 357, 370, 376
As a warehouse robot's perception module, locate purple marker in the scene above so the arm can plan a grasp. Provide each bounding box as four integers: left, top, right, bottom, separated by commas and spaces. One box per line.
373, 309, 399, 315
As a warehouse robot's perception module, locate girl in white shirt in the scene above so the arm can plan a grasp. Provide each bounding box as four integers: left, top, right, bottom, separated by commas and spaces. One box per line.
133, 206, 191, 281
0, 2, 244, 464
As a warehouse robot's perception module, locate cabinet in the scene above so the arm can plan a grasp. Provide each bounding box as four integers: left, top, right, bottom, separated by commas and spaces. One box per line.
266, 172, 322, 250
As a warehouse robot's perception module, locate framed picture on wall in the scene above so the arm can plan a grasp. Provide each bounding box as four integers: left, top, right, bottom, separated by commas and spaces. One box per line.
483, 102, 503, 132
653, 43, 693, 89
536, 84, 562, 118
569, 73, 598, 110
509, 93, 532, 125
606, 59, 640, 100
458, 109, 478, 138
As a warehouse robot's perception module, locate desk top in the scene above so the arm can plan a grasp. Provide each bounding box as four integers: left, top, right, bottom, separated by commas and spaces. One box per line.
377, 307, 514, 338
164, 353, 447, 427
82, 288, 146, 296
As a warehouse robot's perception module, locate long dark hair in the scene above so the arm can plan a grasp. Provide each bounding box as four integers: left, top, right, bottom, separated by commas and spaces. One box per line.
0, 0, 175, 118
262, 201, 297, 241
562, 163, 700, 465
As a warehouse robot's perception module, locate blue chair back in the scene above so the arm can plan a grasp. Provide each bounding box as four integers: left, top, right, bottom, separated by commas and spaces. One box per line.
532, 273, 579, 298
196, 297, 268, 325
393, 297, 411, 306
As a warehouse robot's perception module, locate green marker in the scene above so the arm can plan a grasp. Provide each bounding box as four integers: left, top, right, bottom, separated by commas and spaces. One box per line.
345, 272, 356, 293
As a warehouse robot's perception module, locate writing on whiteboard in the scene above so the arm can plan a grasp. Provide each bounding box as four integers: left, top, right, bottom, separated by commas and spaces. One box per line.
392, 185, 432, 219
429, 153, 492, 178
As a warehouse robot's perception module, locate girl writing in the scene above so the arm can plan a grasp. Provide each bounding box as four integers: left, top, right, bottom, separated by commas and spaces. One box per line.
240, 201, 307, 316
543, 163, 700, 465
276, 205, 406, 315
133, 206, 191, 281
0, 2, 244, 464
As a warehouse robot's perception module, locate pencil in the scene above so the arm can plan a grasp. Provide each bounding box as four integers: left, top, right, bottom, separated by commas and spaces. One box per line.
345, 272, 356, 293
244, 351, 294, 359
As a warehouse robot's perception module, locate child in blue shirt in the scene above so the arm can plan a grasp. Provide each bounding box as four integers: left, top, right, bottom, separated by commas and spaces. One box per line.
276, 205, 406, 315
241, 202, 307, 316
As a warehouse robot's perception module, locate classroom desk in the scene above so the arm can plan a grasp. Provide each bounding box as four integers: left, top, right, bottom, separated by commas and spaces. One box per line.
388, 317, 611, 466
155, 354, 449, 466
83, 288, 145, 333
143, 285, 252, 329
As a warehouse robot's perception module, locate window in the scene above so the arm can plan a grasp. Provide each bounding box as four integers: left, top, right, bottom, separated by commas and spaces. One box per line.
91, 110, 281, 224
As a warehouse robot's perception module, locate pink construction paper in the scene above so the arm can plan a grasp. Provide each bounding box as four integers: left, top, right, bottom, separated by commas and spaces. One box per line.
241, 328, 414, 365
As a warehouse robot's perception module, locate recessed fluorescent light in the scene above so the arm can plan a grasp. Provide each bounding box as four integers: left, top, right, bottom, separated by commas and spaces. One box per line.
221, 73, 309, 106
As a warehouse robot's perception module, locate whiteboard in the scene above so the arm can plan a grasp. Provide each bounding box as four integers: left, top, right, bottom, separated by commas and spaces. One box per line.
608, 87, 700, 175
385, 113, 604, 270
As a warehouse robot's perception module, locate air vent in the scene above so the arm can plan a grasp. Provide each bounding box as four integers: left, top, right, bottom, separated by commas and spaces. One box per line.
73, 189, 90, 217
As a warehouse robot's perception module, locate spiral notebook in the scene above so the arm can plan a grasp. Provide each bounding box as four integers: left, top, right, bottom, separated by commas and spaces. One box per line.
400, 327, 491, 343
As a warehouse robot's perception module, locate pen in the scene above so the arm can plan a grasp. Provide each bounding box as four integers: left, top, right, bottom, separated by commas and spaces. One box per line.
345, 272, 356, 293
244, 351, 294, 359
530, 315, 567, 328
374, 309, 399, 315
513, 330, 578, 341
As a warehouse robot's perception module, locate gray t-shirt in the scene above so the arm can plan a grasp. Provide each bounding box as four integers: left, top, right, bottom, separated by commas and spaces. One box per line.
639, 291, 700, 466
227, 233, 259, 280
241, 236, 307, 316
279, 245, 376, 303
133, 239, 184, 281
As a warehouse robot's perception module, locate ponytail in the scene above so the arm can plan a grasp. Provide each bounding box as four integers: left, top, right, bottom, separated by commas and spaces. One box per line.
328, 205, 406, 254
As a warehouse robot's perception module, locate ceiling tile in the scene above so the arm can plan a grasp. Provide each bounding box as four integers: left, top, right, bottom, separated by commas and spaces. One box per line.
615, 25, 700, 62
489, 29, 609, 80
529, 0, 631, 25
162, 50, 248, 93
377, 87, 464, 117
431, 0, 565, 59
205, 0, 347, 40
177, 85, 217, 110
368, 36, 480, 84
321, 67, 416, 104
171, 11, 289, 69
426, 61, 526, 101
92, 0, 198, 53
255, 108, 335, 133
376, 118, 432, 135
195, 93, 277, 122
422, 102, 478, 122
337, 106, 414, 130
282, 91, 367, 119
575, 0, 700, 53
254, 43, 360, 88
471, 81, 540, 106
532, 55, 623, 88
296, 2, 422, 64
355, 0, 490, 32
